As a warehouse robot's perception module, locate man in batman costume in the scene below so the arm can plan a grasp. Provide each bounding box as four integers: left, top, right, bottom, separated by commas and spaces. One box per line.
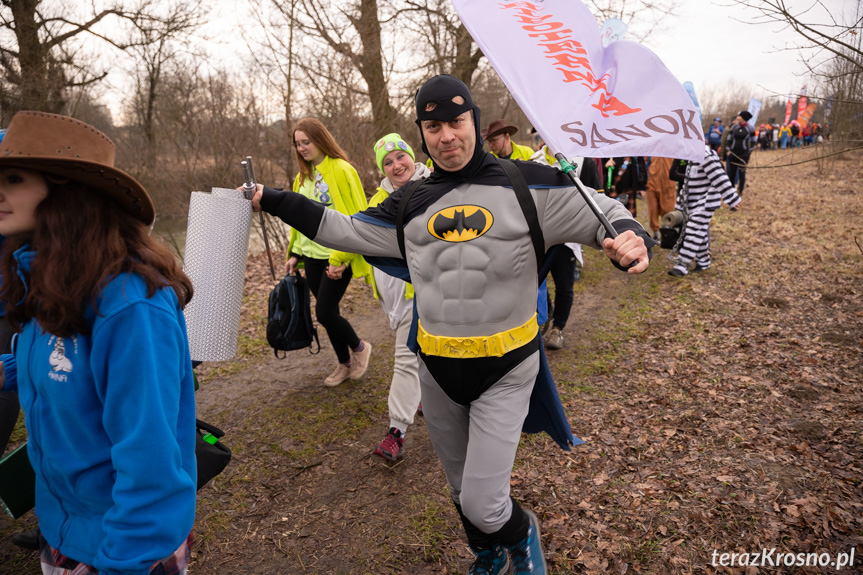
251, 75, 655, 574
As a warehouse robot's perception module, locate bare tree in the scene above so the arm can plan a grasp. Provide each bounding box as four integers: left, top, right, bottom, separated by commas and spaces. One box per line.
815, 12, 863, 144
696, 79, 758, 124
0, 0, 157, 120
116, 62, 276, 218
401, 0, 483, 87
126, 0, 206, 169
723, 0, 863, 76
274, 0, 399, 136
247, 0, 301, 182
581, 0, 681, 42
721, 0, 863, 159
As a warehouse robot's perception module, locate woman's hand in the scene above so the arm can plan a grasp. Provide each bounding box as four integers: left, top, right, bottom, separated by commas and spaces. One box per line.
286, 256, 299, 275
326, 264, 346, 280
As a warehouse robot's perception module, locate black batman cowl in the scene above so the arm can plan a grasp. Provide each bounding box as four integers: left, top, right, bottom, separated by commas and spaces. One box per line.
414, 74, 487, 181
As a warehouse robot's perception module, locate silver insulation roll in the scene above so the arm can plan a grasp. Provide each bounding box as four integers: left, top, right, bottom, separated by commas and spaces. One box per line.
183, 187, 252, 362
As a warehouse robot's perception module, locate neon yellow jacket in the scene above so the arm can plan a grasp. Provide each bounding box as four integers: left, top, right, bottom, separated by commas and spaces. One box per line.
492, 141, 535, 161
290, 156, 372, 284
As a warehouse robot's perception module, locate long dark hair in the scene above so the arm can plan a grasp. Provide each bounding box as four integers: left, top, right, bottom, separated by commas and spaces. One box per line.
293, 118, 351, 186
0, 180, 193, 337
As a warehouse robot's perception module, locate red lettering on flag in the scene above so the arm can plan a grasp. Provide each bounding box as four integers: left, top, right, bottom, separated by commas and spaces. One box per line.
527, 30, 573, 42
498, 2, 543, 16
513, 14, 554, 25
592, 94, 642, 118
539, 39, 588, 56
502, 1, 641, 117
546, 53, 592, 70
523, 21, 568, 32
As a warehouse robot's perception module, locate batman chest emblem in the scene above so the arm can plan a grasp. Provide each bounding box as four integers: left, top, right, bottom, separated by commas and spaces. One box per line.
427, 205, 494, 242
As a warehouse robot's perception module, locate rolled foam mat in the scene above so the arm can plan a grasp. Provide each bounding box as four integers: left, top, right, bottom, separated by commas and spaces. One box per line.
183, 187, 252, 362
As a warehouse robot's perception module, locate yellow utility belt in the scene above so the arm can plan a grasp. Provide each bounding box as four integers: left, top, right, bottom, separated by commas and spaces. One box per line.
417, 313, 539, 359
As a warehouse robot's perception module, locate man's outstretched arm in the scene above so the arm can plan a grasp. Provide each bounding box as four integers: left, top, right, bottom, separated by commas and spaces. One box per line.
251, 185, 400, 259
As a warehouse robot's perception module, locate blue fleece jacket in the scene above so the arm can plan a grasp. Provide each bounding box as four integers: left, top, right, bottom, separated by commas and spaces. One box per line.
2, 245, 196, 574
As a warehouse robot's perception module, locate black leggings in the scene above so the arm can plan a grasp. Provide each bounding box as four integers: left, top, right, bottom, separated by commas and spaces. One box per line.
726, 150, 750, 194
546, 247, 576, 330
303, 258, 361, 364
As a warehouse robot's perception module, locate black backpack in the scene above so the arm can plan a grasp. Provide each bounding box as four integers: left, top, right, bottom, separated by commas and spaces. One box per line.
266, 273, 320, 357
729, 124, 750, 152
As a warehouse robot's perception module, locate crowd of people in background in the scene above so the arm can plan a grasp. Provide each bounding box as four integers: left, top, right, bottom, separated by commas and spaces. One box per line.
755, 119, 829, 150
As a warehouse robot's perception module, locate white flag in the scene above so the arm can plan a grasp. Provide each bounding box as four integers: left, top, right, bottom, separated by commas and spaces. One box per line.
451, 0, 705, 161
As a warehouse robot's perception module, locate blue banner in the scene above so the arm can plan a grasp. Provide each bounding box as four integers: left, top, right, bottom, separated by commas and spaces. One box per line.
683, 81, 702, 126
748, 98, 762, 126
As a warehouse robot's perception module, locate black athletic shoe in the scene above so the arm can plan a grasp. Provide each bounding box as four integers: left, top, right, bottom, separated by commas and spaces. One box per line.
668, 268, 686, 277
10, 526, 40, 550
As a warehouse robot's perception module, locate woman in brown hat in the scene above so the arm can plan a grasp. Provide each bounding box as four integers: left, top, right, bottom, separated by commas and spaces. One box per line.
0, 112, 197, 574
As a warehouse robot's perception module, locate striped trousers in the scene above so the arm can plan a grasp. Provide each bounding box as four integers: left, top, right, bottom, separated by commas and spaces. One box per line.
673, 210, 713, 273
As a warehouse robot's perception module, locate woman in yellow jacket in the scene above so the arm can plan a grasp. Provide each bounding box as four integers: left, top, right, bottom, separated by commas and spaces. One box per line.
329, 134, 430, 461
288, 118, 373, 386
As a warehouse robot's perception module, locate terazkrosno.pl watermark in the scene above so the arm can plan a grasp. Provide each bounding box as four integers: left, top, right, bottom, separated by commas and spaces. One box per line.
711, 548, 856, 570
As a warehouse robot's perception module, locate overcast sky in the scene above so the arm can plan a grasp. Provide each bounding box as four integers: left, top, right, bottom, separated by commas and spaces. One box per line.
641, 0, 851, 102
101, 0, 849, 119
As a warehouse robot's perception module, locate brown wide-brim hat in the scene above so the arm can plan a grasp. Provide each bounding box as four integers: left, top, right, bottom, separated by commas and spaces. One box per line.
0, 111, 154, 225
484, 119, 518, 140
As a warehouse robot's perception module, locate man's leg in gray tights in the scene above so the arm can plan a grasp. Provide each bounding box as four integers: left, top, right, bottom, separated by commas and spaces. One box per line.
418, 351, 539, 535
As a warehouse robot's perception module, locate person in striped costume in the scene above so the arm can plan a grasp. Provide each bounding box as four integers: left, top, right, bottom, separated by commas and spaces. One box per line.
668, 144, 742, 277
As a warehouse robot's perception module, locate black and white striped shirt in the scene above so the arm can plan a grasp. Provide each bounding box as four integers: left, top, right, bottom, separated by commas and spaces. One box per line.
676, 146, 741, 213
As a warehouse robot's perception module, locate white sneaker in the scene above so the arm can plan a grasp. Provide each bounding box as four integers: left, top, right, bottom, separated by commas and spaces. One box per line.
324, 364, 351, 387
349, 341, 372, 379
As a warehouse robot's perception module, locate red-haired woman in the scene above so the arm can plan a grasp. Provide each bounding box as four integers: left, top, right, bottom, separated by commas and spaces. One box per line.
287, 118, 373, 386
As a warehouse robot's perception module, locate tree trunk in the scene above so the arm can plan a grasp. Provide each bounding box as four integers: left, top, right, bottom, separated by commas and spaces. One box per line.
9, 0, 65, 112
357, 0, 397, 135
452, 23, 482, 89
143, 62, 160, 169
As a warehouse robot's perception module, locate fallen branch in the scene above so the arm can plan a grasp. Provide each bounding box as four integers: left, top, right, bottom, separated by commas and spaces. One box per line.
291, 461, 323, 478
